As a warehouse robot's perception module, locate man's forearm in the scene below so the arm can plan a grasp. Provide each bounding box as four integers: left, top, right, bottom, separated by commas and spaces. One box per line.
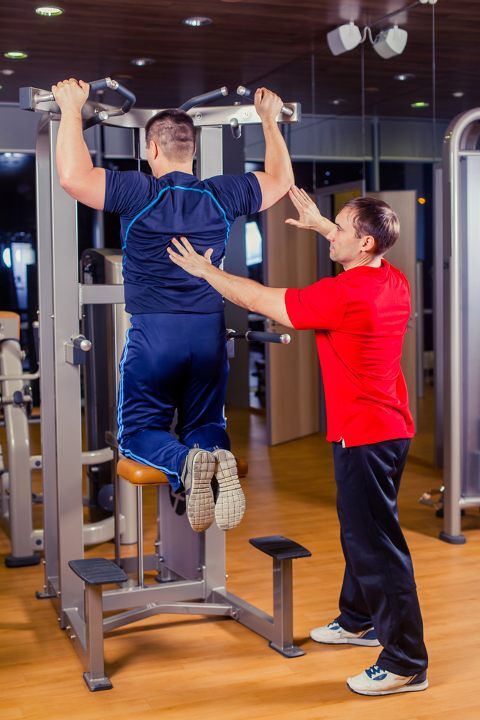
262, 119, 294, 188
202, 264, 292, 327
56, 111, 94, 185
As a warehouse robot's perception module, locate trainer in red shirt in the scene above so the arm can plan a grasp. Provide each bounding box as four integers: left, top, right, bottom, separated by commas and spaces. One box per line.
167, 188, 428, 698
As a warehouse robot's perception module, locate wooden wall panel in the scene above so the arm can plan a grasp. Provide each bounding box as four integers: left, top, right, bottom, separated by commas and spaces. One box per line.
264, 195, 319, 446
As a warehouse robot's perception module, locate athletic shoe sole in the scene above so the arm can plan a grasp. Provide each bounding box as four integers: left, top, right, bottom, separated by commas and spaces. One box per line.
213, 449, 246, 531
185, 450, 215, 532
346, 679, 429, 696
310, 631, 380, 647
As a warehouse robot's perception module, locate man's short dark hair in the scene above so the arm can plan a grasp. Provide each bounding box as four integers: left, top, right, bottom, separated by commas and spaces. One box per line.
344, 196, 400, 254
145, 109, 195, 162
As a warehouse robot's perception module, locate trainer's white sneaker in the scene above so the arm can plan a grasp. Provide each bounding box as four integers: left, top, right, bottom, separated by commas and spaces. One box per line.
310, 620, 380, 646
182, 449, 216, 532
212, 449, 246, 531
347, 664, 429, 696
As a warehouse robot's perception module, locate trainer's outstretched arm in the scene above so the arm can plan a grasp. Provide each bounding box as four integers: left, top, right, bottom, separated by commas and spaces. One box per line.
167, 237, 293, 328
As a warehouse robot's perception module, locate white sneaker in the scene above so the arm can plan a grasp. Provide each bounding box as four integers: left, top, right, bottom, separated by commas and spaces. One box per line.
212, 449, 246, 531
347, 664, 429, 696
310, 620, 380, 646
182, 449, 216, 532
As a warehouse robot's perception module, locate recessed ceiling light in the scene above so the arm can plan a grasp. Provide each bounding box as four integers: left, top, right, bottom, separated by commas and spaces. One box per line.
35, 6, 64, 16
182, 16, 213, 27
0, 85, 3, 91
330, 98, 346, 106
130, 57, 155, 67
4, 51, 28, 60
395, 73, 415, 81
452, 91, 464, 98
411, 101, 429, 109
418, 197, 427, 205
1, 69, 14, 75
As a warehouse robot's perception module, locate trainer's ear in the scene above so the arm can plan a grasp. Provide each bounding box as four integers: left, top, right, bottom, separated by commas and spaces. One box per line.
361, 234, 376, 253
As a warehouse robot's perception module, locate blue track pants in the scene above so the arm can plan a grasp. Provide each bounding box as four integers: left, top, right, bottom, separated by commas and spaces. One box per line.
117, 312, 230, 491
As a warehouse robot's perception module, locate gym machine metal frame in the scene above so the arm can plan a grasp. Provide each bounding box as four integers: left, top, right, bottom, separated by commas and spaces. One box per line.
21, 82, 302, 686
441, 108, 480, 543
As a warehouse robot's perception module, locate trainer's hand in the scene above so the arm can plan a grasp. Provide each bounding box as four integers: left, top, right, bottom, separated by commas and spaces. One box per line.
51, 78, 90, 114
286, 185, 326, 233
254, 87, 283, 122
167, 237, 213, 278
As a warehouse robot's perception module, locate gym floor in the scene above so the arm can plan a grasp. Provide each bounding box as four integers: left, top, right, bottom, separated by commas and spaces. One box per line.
1, 392, 479, 720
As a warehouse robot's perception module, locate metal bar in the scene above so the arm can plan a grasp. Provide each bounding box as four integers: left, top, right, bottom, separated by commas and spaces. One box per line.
271, 558, 293, 650
442, 107, 480, 543
103, 602, 233, 633
79, 284, 125, 307
213, 590, 273, 638
20, 90, 301, 128
136, 487, 144, 587
82, 587, 112, 691
36, 119, 60, 596
102, 580, 206, 612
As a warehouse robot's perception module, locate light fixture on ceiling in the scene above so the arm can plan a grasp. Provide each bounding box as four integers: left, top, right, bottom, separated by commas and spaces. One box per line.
373, 25, 408, 59
1, 69, 14, 75
35, 6, 64, 16
182, 16, 213, 27
327, 22, 362, 56
452, 91, 464, 98
330, 98, 346, 106
411, 101, 430, 109
131, 57, 155, 67
4, 51, 28, 60
0, 85, 3, 91
394, 73, 415, 81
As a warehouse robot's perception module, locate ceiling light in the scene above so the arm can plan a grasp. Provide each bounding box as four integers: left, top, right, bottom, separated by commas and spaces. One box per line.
327, 22, 362, 56
0, 85, 2, 91
418, 197, 427, 205
1, 69, 14, 75
411, 101, 429, 109
330, 98, 346, 106
35, 6, 64, 16
452, 91, 464, 98
373, 26, 408, 59
394, 73, 415, 81
182, 16, 213, 27
4, 51, 28, 60
130, 57, 155, 67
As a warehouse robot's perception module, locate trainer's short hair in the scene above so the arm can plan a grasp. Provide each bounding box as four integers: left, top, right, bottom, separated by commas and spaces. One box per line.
344, 196, 400, 254
145, 109, 195, 162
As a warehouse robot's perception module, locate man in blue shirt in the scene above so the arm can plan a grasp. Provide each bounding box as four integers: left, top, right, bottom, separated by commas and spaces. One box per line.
53, 77, 294, 532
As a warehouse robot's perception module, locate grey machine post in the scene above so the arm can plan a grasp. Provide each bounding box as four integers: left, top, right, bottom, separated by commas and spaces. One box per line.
440, 108, 480, 543
21, 80, 305, 688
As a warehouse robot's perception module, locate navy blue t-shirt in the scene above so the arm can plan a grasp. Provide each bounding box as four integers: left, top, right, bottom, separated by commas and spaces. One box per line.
104, 169, 262, 314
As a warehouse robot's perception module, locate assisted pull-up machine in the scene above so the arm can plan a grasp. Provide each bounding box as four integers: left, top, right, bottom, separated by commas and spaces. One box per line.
21, 78, 307, 690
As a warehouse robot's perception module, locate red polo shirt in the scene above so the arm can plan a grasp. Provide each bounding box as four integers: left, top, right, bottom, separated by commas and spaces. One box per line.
284, 260, 415, 447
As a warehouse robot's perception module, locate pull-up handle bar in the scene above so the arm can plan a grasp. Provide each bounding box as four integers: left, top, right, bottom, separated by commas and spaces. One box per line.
236, 85, 294, 117
30, 77, 136, 115
227, 329, 291, 345
180, 86, 229, 112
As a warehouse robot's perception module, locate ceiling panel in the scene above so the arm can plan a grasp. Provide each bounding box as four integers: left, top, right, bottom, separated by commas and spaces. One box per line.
0, 0, 477, 119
